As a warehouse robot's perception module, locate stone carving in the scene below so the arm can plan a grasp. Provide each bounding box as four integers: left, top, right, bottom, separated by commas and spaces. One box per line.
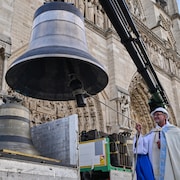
76, 107, 83, 130
108, 90, 131, 133
86, 0, 95, 22
2, 94, 22, 104
78, 0, 85, 15
127, 0, 145, 21
158, 14, 175, 48
120, 94, 131, 129
6, 87, 105, 133
96, 4, 104, 28
141, 32, 180, 77
129, 75, 154, 134
83, 106, 90, 130
169, 55, 178, 76
156, 0, 167, 9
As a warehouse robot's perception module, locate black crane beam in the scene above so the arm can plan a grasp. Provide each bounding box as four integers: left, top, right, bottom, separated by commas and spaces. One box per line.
99, 0, 169, 111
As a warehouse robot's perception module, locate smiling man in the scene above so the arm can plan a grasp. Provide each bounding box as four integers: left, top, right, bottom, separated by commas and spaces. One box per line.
133, 107, 180, 180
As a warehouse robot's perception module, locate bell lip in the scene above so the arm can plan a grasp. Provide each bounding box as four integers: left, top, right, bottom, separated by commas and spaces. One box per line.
34, 1, 83, 20
5, 46, 109, 101
9, 46, 108, 74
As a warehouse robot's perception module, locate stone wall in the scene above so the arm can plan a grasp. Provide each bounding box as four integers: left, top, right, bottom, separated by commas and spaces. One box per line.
0, 0, 180, 136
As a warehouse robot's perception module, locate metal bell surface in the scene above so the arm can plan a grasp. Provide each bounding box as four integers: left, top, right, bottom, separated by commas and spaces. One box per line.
0, 102, 39, 155
5, 2, 108, 102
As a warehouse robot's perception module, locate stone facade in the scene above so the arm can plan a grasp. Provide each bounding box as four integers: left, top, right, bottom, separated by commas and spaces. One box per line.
0, 0, 180, 138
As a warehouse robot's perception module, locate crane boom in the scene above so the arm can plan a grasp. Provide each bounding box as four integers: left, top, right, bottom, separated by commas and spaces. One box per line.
99, 0, 169, 111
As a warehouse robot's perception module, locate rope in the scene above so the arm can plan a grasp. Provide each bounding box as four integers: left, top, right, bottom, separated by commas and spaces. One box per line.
85, 92, 140, 126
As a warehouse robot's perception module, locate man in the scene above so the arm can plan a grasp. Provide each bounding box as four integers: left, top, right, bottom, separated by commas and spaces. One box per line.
133, 107, 180, 180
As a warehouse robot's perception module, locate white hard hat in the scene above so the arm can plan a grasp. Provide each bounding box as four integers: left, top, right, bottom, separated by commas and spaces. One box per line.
151, 107, 169, 119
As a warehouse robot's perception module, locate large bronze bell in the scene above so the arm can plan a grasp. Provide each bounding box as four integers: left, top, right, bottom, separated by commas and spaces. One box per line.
0, 98, 39, 155
5, 1, 108, 107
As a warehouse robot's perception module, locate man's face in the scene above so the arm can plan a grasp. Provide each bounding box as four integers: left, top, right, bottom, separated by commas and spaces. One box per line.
153, 111, 167, 127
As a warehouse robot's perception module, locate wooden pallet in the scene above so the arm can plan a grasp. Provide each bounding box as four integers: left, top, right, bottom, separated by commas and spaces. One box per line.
0, 149, 61, 165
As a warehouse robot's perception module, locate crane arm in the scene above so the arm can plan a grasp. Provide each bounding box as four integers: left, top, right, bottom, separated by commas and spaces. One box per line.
99, 0, 169, 111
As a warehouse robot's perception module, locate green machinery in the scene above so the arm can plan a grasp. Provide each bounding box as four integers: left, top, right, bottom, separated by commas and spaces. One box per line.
80, 136, 132, 178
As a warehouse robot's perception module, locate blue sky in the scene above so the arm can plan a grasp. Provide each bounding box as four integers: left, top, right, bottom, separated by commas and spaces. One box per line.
177, 0, 180, 12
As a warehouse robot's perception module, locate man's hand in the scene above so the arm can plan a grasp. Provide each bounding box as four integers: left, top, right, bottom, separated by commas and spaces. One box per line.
157, 140, 161, 149
135, 123, 142, 135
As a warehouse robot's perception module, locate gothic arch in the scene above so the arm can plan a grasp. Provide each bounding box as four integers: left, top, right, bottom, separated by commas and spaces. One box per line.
129, 73, 153, 134
129, 73, 177, 134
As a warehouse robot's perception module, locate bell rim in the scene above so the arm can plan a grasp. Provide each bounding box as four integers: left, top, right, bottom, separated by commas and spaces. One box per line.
8, 46, 107, 74
6, 47, 109, 101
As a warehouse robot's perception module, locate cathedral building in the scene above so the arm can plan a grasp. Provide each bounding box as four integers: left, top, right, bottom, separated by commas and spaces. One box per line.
0, 0, 180, 178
